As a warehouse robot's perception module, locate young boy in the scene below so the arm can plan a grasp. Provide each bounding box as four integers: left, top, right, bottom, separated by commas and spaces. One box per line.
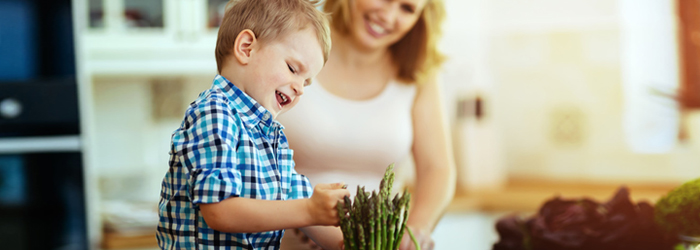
156, 0, 349, 249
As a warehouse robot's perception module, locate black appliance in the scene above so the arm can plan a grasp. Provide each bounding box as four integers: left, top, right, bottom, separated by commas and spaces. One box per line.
0, 0, 86, 249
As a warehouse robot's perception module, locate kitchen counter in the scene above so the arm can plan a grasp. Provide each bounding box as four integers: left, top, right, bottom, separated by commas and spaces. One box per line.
100, 178, 678, 249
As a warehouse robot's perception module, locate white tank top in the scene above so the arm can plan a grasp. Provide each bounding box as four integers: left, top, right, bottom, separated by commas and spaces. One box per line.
277, 79, 417, 194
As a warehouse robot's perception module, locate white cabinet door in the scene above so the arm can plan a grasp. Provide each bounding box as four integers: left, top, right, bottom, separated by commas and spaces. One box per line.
184, 0, 227, 55
82, 0, 217, 75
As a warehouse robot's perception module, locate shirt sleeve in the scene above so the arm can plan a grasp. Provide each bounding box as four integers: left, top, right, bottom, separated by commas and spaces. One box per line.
277, 132, 313, 200
287, 165, 313, 200
172, 96, 243, 204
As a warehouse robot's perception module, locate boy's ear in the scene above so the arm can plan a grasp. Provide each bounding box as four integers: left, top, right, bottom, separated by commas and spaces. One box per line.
233, 29, 257, 65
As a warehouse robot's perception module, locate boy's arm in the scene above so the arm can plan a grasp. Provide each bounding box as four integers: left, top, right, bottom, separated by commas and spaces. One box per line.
200, 183, 349, 233
200, 197, 313, 233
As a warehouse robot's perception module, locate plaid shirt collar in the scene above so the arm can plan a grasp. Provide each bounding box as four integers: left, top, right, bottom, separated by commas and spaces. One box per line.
212, 74, 282, 132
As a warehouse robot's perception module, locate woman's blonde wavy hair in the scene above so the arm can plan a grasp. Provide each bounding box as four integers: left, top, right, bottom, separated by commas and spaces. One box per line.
323, 0, 446, 83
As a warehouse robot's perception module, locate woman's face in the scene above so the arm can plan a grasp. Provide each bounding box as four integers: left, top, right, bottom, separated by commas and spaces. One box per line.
347, 0, 428, 51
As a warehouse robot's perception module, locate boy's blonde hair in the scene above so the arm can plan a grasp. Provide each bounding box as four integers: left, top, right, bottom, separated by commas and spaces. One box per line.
324, 0, 446, 83
215, 0, 331, 73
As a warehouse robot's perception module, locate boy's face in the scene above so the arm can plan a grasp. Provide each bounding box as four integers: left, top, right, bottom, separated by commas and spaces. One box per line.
236, 27, 324, 119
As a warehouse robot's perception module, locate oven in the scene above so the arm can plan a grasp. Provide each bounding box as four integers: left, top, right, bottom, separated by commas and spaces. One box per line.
0, 80, 87, 249
0, 0, 87, 248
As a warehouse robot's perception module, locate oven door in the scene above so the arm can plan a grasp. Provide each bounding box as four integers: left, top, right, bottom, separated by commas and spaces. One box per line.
0, 136, 87, 250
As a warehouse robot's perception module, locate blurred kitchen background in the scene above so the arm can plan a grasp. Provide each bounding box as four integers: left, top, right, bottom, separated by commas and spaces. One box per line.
1, 0, 699, 249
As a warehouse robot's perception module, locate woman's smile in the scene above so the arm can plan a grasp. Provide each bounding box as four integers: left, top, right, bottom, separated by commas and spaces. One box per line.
365, 16, 389, 37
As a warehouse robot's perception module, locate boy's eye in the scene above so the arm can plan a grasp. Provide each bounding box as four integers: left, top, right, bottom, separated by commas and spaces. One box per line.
287, 64, 296, 73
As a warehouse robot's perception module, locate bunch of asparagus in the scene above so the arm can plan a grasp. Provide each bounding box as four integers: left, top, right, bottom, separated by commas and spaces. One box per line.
336, 164, 420, 250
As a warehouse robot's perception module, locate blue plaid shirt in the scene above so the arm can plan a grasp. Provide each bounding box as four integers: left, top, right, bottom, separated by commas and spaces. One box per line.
157, 75, 313, 250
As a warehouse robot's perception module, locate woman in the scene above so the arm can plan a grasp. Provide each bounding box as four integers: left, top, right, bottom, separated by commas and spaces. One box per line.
278, 0, 455, 249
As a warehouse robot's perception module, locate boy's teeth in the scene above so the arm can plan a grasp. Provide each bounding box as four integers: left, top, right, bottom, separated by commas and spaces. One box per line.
369, 22, 386, 34
277, 91, 288, 103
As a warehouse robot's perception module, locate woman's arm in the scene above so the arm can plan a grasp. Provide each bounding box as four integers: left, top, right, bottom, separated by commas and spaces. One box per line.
200, 183, 349, 233
299, 225, 344, 250
408, 74, 457, 232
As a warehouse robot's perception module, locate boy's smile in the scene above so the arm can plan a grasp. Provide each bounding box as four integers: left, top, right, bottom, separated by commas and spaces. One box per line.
226, 27, 324, 119
276, 90, 292, 109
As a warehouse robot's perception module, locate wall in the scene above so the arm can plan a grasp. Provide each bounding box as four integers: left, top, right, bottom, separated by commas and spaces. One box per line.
441, 0, 700, 189
89, 0, 700, 201
91, 75, 211, 202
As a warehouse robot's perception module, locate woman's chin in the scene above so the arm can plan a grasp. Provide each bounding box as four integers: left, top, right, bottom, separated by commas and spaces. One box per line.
354, 35, 389, 51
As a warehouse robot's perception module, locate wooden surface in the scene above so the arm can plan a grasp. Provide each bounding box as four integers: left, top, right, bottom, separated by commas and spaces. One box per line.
102, 231, 158, 249
447, 178, 678, 213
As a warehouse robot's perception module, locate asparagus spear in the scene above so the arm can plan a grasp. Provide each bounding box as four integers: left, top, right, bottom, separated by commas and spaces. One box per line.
374, 193, 382, 250
387, 199, 397, 250
407, 227, 420, 250
382, 198, 390, 249
337, 200, 351, 250
356, 186, 363, 214
357, 222, 366, 250
360, 187, 370, 250
345, 195, 357, 250
386, 164, 395, 195
394, 191, 409, 245
380, 164, 394, 199
368, 193, 376, 250
336, 200, 345, 223
398, 193, 414, 250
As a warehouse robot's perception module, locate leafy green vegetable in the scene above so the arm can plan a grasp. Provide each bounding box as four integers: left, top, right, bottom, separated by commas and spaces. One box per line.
654, 178, 700, 236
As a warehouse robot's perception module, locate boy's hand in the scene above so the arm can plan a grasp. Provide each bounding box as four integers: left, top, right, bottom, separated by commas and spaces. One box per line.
308, 183, 350, 226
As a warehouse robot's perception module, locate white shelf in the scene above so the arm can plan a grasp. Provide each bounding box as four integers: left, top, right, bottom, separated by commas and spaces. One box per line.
0, 135, 82, 153
86, 58, 216, 76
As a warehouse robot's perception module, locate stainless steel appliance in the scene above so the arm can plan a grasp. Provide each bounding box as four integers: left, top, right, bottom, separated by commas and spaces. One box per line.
0, 0, 86, 249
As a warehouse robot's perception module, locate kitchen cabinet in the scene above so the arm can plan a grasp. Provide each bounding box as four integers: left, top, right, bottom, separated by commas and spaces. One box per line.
73, 0, 228, 248
80, 0, 228, 75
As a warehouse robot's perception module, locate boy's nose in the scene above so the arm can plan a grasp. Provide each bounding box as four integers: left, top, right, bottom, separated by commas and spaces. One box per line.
291, 81, 304, 96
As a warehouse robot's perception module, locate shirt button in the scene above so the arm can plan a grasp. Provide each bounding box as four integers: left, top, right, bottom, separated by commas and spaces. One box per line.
263, 113, 270, 120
